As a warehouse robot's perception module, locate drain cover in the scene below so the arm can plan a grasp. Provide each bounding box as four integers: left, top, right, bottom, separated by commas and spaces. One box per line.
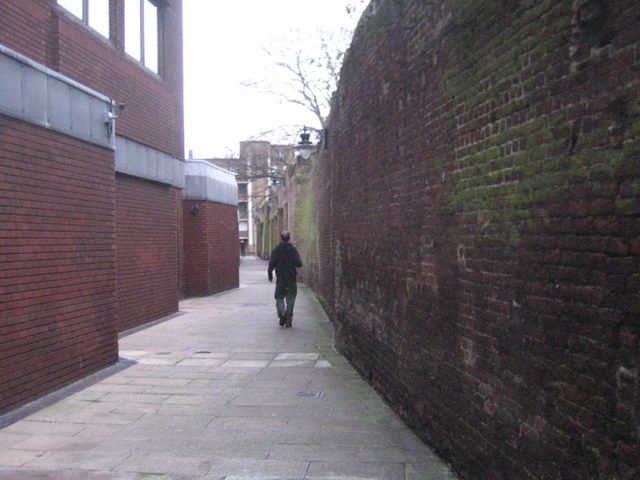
296, 391, 324, 398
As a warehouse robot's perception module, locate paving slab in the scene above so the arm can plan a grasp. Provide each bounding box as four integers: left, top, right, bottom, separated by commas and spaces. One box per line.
0, 472, 181, 480
0, 257, 457, 480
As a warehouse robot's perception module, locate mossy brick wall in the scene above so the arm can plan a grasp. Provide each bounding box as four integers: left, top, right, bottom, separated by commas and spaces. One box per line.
264, 159, 321, 287
315, 1, 640, 478
294, 166, 322, 289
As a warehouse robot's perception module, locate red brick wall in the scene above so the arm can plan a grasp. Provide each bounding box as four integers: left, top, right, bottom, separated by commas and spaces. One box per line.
0, 1, 50, 65
312, 1, 640, 479
116, 174, 179, 332
183, 201, 239, 297
0, 115, 117, 414
0, 0, 184, 330
176, 188, 185, 298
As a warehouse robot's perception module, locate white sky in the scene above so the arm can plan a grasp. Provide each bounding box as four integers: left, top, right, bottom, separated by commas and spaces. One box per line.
182, 0, 364, 159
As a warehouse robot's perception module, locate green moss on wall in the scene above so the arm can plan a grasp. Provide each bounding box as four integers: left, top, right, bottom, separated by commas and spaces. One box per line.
435, 1, 638, 246
294, 168, 320, 269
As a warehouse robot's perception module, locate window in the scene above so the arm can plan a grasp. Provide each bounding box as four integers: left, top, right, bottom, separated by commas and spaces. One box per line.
87, 0, 109, 38
58, 0, 110, 38
125, 0, 160, 73
58, 0, 82, 18
238, 203, 248, 218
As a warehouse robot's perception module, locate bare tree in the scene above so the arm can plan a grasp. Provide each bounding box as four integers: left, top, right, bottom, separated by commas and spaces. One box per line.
259, 28, 349, 128
229, 1, 368, 189
243, 1, 368, 131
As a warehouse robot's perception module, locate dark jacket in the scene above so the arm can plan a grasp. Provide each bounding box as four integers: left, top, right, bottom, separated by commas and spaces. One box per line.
268, 241, 302, 282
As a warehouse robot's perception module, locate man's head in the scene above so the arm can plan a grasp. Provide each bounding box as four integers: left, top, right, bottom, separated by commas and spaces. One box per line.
280, 231, 291, 242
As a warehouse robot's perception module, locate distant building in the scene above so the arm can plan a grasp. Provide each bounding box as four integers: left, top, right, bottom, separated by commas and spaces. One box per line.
207, 141, 297, 255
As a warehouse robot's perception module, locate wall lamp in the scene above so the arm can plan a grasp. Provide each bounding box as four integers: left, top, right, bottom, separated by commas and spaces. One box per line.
295, 126, 315, 161
190, 205, 200, 215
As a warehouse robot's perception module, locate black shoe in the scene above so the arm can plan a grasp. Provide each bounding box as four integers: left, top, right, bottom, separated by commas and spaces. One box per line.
285, 316, 292, 328
279, 315, 285, 326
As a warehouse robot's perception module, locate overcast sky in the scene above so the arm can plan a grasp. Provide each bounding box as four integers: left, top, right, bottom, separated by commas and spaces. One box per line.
182, 0, 365, 159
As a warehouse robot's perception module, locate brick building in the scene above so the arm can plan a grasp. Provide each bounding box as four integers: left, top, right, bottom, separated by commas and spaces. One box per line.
0, 0, 238, 415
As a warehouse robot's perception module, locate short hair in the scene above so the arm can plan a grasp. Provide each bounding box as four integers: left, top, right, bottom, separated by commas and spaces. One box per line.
280, 231, 291, 242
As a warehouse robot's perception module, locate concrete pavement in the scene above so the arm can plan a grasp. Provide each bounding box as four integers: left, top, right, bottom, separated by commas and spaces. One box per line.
0, 257, 457, 480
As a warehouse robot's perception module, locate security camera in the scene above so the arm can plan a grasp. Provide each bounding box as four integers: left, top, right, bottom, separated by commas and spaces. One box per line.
105, 102, 126, 122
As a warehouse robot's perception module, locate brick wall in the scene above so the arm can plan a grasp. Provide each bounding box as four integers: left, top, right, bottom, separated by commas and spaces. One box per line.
311, 1, 640, 478
183, 201, 239, 297
177, 187, 185, 299
0, 1, 50, 65
116, 174, 180, 332
0, 115, 117, 414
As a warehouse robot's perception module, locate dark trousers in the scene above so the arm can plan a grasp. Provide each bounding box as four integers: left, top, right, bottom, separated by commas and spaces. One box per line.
275, 279, 297, 322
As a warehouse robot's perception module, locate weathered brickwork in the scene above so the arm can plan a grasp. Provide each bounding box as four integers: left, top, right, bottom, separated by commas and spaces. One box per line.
0, 116, 117, 414
116, 174, 180, 332
183, 201, 240, 297
309, 1, 640, 478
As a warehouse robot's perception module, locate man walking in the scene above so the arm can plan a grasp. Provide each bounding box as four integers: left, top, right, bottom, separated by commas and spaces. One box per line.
268, 231, 302, 328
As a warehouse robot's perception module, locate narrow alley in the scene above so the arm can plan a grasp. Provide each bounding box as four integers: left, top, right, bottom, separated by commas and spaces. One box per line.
0, 257, 456, 480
